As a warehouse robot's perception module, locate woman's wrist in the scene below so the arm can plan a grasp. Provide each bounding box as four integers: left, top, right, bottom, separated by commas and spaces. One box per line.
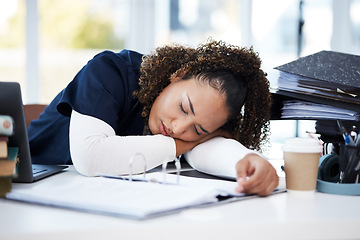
174, 139, 197, 156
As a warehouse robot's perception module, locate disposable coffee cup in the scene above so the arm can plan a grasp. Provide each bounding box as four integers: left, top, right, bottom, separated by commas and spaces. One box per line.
282, 138, 323, 193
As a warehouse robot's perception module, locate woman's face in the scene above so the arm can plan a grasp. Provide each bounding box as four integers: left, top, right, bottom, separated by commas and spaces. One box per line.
148, 77, 229, 141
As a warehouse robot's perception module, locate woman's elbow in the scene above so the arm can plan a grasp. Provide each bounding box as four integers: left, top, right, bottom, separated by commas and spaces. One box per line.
70, 139, 99, 177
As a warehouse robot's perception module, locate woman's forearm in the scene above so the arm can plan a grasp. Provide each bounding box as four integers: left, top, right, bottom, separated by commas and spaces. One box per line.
184, 137, 261, 179
69, 110, 176, 176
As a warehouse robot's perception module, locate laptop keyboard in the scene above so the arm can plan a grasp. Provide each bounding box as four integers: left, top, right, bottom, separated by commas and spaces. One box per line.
33, 167, 47, 175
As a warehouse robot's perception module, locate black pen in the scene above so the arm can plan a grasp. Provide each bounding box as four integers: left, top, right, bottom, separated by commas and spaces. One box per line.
337, 120, 347, 141
356, 130, 360, 147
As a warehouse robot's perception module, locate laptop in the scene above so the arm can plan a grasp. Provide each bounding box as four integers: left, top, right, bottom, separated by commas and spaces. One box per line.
0, 82, 67, 183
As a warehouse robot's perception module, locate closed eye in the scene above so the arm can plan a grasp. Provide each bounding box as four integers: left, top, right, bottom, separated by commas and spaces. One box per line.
180, 101, 200, 135
180, 102, 188, 114
194, 125, 201, 135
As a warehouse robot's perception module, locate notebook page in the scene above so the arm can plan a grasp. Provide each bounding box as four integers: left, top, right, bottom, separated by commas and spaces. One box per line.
6, 174, 220, 219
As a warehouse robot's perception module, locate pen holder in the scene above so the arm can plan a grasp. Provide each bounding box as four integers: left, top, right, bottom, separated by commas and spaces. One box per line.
339, 144, 360, 184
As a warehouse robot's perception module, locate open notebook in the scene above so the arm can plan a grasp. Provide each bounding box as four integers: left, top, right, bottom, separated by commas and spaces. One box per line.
6, 170, 285, 220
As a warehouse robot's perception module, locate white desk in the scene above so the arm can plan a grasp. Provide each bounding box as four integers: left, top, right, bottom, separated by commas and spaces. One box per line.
1, 166, 360, 240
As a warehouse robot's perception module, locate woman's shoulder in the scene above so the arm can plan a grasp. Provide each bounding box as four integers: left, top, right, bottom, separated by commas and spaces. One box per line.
92, 49, 143, 67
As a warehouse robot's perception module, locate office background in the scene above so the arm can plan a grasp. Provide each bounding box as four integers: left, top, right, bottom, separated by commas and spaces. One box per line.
0, 0, 359, 148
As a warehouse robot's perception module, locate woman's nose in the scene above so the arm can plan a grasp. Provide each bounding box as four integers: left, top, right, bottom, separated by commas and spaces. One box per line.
171, 118, 191, 135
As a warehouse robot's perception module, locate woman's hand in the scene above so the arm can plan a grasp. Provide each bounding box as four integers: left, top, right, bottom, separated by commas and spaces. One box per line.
235, 153, 279, 196
174, 128, 232, 156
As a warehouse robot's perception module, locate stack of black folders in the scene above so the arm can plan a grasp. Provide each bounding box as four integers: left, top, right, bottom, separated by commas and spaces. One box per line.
270, 50, 360, 143
275, 50, 360, 106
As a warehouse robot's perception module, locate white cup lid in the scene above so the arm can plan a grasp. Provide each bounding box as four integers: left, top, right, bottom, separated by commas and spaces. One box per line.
282, 137, 322, 153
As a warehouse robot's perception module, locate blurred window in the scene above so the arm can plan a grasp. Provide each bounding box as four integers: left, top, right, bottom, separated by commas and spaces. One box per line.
38, 0, 129, 103
0, 0, 358, 140
0, 1, 25, 93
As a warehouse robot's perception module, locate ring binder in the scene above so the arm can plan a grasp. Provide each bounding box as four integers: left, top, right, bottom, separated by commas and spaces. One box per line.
106, 154, 182, 185
162, 156, 181, 184
128, 153, 146, 181
7, 165, 285, 220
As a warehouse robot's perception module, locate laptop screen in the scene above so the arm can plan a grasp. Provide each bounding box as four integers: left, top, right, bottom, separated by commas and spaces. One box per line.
0, 82, 35, 182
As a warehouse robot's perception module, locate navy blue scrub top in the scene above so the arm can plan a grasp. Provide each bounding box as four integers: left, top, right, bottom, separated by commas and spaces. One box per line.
28, 50, 145, 165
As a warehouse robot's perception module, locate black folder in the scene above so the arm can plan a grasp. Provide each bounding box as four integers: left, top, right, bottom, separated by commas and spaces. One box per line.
275, 50, 360, 90
270, 50, 360, 118
270, 51, 360, 141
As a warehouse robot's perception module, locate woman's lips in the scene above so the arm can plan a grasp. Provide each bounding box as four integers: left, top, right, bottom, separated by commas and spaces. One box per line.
160, 121, 171, 136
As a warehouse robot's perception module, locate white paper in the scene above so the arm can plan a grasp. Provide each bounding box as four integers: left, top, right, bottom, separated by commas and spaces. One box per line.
6, 173, 246, 219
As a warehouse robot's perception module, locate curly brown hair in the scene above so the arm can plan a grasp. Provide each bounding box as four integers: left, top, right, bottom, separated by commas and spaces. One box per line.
135, 40, 271, 151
